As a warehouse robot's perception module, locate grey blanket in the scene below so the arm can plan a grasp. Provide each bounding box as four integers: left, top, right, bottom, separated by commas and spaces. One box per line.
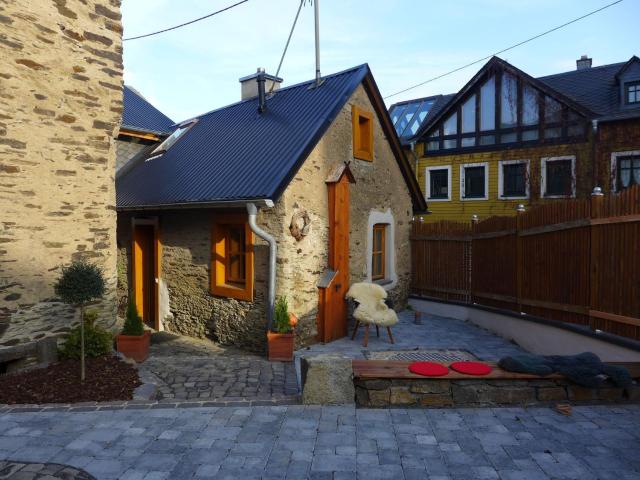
498, 352, 632, 389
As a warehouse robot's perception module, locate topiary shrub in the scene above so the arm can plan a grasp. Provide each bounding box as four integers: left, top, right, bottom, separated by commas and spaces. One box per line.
60, 311, 113, 360
122, 300, 144, 336
54, 260, 106, 381
272, 296, 292, 334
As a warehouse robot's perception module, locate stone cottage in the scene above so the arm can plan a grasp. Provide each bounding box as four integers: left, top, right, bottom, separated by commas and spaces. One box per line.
116, 65, 427, 353
0, 0, 123, 347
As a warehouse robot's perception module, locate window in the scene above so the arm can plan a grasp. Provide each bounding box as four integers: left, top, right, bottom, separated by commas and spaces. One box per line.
626, 82, 640, 105
211, 215, 254, 301
426, 166, 451, 201
617, 155, 640, 190
443, 112, 457, 135
461, 95, 476, 133
352, 105, 374, 161
499, 160, 529, 199
522, 85, 539, 126
371, 224, 386, 281
460, 163, 488, 200
147, 120, 196, 160
500, 72, 517, 128
480, 76, 495, 131
541, 156, 575, 198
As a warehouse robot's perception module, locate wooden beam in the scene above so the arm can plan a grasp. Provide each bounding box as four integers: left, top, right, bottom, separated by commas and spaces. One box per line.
589, 310, 640, 328
119, 129, 162, 142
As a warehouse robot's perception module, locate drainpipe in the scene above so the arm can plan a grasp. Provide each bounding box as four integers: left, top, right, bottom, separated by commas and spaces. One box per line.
246, 202, 276, 331
591, 119, 599, 192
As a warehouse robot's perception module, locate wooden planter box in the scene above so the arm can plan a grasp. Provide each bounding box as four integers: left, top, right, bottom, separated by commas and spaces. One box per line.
267, 332, 294, 362
116, 330, 151, 363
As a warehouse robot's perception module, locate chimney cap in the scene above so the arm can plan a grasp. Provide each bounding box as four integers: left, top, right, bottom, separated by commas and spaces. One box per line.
239, 68, 283, 84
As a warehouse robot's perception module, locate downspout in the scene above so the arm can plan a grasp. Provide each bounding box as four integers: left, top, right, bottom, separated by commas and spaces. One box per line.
591, 119, 599, 191
246, 202, 276, 331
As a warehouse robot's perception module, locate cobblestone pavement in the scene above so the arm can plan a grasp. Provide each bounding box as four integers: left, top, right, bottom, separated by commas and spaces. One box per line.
139, 333, 299, 403
0, 404, 639, 479
296, 308, 526, 363
0, 460, 95, 479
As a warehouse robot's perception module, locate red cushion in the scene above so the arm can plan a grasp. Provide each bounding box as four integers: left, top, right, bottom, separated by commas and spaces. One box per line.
408, 361, 449, 377
450, 361, 492, 376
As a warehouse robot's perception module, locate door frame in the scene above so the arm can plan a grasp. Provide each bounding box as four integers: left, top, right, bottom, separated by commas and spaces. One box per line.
131, 217, 161, 330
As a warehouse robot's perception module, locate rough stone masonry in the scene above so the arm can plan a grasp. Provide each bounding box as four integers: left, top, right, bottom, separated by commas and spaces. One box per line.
0, 0, 123, 345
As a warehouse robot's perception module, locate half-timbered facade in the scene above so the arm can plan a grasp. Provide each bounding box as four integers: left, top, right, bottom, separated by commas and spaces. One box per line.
394, 55, 640, 222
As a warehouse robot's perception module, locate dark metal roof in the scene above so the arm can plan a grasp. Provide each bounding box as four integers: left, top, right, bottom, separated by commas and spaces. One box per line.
118, 65, 371, 208
122, 86, 175, 135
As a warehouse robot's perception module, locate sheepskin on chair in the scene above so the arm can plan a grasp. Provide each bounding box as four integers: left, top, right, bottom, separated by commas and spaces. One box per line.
346, 282, 398, 346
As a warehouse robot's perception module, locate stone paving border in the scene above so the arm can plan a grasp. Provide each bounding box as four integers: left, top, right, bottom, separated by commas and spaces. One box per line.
0, 460, 95, 479
0, 396, 301, 414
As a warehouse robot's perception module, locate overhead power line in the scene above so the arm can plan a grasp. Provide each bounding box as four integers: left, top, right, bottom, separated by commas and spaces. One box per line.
384, 0, 623, 99
123, 0, 249, 41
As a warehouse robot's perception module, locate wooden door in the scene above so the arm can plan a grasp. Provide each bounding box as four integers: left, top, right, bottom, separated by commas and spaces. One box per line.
317, 166, 354, 342
133, 222, 158, 329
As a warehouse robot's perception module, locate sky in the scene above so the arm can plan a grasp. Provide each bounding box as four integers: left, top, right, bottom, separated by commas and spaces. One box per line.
122, 0, 640, 123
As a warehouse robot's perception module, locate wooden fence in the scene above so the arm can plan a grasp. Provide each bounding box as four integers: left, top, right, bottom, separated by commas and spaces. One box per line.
411, 185, 640, 341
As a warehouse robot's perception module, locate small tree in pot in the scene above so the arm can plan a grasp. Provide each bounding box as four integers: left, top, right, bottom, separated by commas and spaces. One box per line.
54, 260, 106, 381
116, 300, 150, 362
267, 296, 297, 362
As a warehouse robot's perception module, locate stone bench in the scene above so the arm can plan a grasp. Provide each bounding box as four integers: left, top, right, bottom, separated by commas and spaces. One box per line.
353, 360, 640, 408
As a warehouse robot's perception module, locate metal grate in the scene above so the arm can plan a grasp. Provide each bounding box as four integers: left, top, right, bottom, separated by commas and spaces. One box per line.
366, 349, 476, 362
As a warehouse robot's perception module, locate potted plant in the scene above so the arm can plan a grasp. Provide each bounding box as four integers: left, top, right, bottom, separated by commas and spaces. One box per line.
116, 300, 150, 362
267, 296, 297, 362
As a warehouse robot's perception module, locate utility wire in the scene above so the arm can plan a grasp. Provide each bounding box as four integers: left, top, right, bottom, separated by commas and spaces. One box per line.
123, 0, 249, 41
384, 0, 623, 99
269, 0, 306, 93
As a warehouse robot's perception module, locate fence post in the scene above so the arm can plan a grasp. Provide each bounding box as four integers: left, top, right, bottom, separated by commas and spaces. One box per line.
589, 187, 604, 331
469, 215, 479, 303
516, 204, 526, 314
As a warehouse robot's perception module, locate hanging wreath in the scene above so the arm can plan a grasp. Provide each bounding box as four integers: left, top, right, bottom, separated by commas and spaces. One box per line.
289, 209, 311, 241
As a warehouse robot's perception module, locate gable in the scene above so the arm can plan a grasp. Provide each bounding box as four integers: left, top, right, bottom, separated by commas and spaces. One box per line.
418, 57, 591, 154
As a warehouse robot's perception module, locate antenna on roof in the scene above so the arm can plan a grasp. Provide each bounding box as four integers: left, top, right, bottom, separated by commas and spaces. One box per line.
308, 0, 324, 88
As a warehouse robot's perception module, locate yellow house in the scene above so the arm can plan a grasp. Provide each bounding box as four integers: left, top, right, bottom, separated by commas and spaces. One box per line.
389, 55, 640, 222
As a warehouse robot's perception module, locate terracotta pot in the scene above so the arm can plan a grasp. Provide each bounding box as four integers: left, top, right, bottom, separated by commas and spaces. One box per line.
116, 330, 151, 363
267, 331, 294, 362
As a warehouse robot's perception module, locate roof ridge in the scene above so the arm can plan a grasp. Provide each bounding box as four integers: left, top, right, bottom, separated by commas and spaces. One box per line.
178, 64, 369, 124
537, 61, 627, 80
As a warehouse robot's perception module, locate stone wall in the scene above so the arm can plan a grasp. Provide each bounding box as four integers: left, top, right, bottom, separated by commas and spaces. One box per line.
355, 377, 640, 408
116, 83, 414, 352
0, 0, 123, 345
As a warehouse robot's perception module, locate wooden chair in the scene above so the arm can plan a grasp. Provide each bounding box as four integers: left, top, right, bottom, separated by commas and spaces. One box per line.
345, 282, 397, 347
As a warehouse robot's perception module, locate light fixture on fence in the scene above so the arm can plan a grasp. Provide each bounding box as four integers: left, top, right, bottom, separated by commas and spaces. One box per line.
419, 216, 424, 223
471, 214, 479, 222
516, 204, 526, 212
591, 186, 604, 196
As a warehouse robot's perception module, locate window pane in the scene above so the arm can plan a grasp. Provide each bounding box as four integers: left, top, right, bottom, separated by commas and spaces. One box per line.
522, 85, 538, 126
522, 129, 538, 141
404, 100, 434, 137
461, 137, 476, 147
151, 123, 193, 155
545, 97, 562, 123
429, 169, 449, 199
389, 104, 407, 128
545, 127, 561, 139
500, 72, 517, 128
464, 166, 485, 198
480, 76, 495, 131
546, 160, 572, 196
395, 102, 420, 137
479, 135, 495, 145
462, 95, 476, 133
617, 156, 640, 190
503, 163, 527, 197
443, 139, 457, 149
500, 132, 517, 143
427, 140, 439, 151
443, 112, 457, 135
568, 123, 584, 137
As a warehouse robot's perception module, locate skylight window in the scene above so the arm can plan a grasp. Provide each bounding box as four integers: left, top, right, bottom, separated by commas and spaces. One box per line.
389, 98, 436, 141
146, 120, 197, 160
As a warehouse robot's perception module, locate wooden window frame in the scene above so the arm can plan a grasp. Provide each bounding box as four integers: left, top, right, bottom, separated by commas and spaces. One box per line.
625, 81, 640, 105
425, 165, 451, 201
611, 150, 640, 192
498, 159, 529, 200
371, 224, 386, 281
352, 105, 374, 161
540, 156, 576, 199
460, 162, 489, 201
211, 213, 254, 302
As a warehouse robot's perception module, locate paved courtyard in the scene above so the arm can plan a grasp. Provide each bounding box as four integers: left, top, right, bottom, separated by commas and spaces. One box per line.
0, 404, 638, 479
139, 333, 299, 403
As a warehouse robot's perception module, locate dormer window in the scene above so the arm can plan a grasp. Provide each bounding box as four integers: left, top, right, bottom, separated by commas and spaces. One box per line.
626, 81, 640, 105
146, 120, 197, 161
